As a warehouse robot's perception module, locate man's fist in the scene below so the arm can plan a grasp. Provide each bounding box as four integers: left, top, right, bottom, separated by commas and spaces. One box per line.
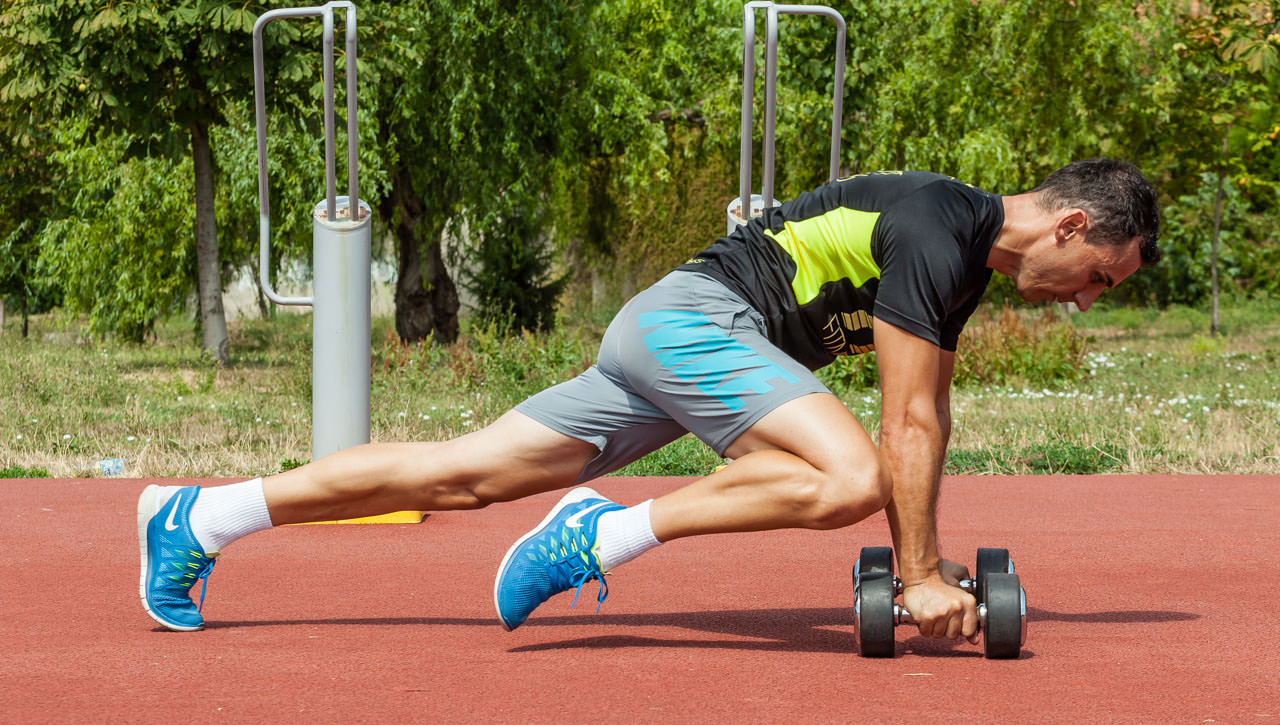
901, 573, 979, 642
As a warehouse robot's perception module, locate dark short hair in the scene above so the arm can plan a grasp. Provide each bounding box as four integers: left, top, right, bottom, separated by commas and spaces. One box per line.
1033, 158, 1162, 267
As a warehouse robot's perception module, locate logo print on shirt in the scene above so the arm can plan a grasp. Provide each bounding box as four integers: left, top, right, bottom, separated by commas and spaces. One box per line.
823, 310, 876, 356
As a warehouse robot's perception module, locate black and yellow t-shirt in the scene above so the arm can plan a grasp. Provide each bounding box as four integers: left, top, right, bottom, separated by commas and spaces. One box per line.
679, 171, 1003, 370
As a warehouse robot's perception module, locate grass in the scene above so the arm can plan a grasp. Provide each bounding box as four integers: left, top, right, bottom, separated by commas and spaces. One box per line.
0, 465, 50, 478
2, 296, 1278, 478
944, 296, 1280, 474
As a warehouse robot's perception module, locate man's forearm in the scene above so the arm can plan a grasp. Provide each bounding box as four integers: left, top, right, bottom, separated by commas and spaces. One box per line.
881, 415, 946, 585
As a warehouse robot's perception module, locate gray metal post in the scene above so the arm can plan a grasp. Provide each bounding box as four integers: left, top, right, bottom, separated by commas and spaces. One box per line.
253, 2, 370, 460
735, 2, 846, 232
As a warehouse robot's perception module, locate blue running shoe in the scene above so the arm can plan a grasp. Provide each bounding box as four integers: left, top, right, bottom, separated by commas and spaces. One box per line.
137, 485, 217, 631
494, 487, 624, 631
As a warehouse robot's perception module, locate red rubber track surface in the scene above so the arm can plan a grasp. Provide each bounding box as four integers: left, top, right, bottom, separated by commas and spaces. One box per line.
1, 475, 1277, 723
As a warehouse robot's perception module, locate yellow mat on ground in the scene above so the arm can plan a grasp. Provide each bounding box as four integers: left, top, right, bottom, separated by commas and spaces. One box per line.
294, 511, 427, 525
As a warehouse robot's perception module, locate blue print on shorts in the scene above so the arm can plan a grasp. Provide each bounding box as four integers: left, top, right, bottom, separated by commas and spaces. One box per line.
638, 310, 800, 411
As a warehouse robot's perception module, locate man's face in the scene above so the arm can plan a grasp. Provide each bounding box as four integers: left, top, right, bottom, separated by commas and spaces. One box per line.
1015, 217, 1143, 311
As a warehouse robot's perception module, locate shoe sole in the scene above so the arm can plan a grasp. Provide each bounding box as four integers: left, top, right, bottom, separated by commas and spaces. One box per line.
493, 486, 602, 631
136, 485, 203, 632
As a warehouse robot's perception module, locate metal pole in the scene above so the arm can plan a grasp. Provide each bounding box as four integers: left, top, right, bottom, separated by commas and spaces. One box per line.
322, 10, 337, 222
735, 2, 846, 230
738, 1, 772, 222
826, 10, 846, 183
311, 195, 371, 458
344, 4, 359, 217
254, 2, 369, 460
762, 5, 780, 208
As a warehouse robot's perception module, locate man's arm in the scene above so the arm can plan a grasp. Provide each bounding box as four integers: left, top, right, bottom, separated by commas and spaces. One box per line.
874, 317, 978, 640
935, 349, 954, 456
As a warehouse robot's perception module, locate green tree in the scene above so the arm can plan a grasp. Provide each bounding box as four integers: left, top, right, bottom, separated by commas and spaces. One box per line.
34, 124, 195, 341
1167, 2, 1279, 331
837, 0, 1179, 193
0, 114, 61, 337
361, 0, 739, 341
532, 0, 739, 306
0, 1, 309, 359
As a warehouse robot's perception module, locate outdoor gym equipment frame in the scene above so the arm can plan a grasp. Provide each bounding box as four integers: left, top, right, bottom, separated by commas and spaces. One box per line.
735, 2, 846, 231
254, 2, 371, 460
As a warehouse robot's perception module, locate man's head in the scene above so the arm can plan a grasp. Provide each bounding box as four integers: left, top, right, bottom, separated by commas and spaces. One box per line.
1032, 158, 1161, 267
997, 159, 1161, 311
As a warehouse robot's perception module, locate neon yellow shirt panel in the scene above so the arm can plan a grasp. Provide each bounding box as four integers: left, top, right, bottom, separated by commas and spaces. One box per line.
762, 207, 882, 305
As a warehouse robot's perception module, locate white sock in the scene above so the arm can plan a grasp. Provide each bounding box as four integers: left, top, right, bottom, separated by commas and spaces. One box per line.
594, 499, 661, 572
187, 478, 274, 555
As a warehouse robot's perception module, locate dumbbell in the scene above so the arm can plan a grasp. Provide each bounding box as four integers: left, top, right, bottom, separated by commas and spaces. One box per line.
851, 546, 1027, 659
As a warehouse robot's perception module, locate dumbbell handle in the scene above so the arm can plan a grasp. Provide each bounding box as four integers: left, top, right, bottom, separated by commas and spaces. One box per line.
882, 575, 977, 596
892, 578, 983, 626
893, 602, 988, 627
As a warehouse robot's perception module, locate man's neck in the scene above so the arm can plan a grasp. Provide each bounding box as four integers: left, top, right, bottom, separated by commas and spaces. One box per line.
988, 193, 1046, 275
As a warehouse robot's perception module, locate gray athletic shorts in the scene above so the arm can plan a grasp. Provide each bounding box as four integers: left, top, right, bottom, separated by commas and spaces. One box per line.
516, 271, 830, 483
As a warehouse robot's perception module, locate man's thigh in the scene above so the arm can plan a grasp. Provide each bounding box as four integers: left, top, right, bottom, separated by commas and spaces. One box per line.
721, 391, 879, 473
515, 365, 688, 484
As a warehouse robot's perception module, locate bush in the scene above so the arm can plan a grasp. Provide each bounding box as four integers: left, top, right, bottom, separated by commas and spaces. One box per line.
1117, 174, 1280, 307
819, 303, 1089, 394
460, 208, 566, 334
817, 352, 879, 394
954, 304, 1088, 387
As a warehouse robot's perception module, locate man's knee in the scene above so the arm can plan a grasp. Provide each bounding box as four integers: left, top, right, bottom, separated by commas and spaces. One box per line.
800, 458, 891, 530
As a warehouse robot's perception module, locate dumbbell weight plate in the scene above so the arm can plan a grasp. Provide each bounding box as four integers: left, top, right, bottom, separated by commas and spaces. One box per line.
855, 573, 896, 657
982, 572, 1024, 659
975, 547, 1011, 605
856, 546, 894, 581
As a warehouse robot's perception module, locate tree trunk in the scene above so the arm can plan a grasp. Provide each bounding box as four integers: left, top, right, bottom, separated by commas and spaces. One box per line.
21, 295, 28, 339
191, 120, 229, 363
1209, 127, 1229, 337
382, 167, 458, 343
0, 297, 5, 332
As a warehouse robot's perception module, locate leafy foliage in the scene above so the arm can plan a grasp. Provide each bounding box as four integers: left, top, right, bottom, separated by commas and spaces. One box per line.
0, 0, 319, 351
460, 208, 567, 333
2, 0, 1280, 349
1111, 1, 1280, 307
1144, 172, 1280, 305
818, 304, 1089, 393
0, 136, 62, 330
34, 125, 195, 342
834, 0, 1177, 192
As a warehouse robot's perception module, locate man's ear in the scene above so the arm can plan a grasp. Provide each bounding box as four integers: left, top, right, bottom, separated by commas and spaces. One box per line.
1056, 208, 1089, 244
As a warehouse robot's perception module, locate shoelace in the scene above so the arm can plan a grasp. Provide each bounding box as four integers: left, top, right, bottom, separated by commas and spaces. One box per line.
568, 565, 609, 613
193, 557, 215, 612
170, 550, 216, 612
546, 542, 609, 613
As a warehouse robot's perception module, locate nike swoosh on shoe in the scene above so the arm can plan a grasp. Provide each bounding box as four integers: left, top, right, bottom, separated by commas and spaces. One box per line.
565, 501, 612, 529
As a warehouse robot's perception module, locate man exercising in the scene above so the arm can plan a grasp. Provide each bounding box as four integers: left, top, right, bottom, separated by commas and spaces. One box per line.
138, 158, 1160, 643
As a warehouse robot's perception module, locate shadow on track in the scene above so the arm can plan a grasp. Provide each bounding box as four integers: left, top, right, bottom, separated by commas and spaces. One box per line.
190, 606, 1189, 655
196, 607, 1022, 656
1027, 607, 1198, 624
201, 608, 860, 653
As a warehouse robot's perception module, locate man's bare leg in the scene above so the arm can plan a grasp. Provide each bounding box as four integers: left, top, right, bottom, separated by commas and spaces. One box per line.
648, 392, 890, 541
140, 410, 597, 631
492, 392, 890, 629
265, 410, 599, 524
